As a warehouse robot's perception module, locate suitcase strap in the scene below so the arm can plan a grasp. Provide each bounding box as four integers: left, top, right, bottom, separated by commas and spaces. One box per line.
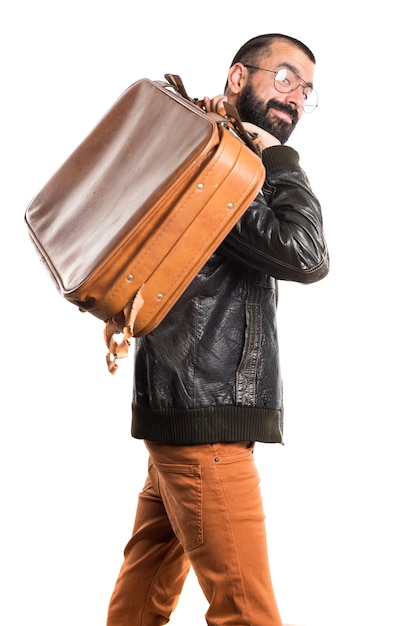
104, 287, 145, 374
164, 74, 261, 156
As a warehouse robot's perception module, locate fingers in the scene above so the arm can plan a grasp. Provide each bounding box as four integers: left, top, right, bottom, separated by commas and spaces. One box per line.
242, 122, 281, 149
203, 95, 228, 115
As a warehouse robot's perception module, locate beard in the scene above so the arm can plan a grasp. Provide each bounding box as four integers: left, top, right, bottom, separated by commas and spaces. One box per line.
236, 81, 299, 145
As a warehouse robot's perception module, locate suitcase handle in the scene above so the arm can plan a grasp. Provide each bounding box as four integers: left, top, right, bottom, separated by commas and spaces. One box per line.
164, 73, 195, 102
163, 74, 261, 156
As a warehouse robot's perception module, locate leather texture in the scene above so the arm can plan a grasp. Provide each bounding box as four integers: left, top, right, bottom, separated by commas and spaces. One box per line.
25, 78, 265, 370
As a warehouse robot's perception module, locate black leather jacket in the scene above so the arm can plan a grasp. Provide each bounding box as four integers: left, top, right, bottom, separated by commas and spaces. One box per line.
131, 144, 329, 445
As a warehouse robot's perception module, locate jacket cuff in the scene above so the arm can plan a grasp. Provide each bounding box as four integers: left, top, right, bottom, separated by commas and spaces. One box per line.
261, 145, 300, 172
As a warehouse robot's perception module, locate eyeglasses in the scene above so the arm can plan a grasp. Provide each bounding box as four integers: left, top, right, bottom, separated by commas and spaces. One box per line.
244, 64, 318, 113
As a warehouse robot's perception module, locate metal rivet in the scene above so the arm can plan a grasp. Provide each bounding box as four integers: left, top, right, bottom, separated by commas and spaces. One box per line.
197, 183, 204, 190
127, 274, 134, 281
227, 202, 233, 210
214, 457, 220, 463
157, 293, 163, 300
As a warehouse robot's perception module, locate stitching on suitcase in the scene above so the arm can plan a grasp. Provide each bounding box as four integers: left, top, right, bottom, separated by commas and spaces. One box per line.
103, 137, 263, 318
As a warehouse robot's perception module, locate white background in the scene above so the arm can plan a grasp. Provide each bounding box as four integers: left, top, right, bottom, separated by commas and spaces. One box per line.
2, 2, 417, 625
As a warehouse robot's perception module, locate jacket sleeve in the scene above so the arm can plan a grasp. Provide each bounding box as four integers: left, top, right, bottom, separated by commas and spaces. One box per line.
219, 144, 329, 284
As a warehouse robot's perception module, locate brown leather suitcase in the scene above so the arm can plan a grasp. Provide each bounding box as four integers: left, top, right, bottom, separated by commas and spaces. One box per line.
24, 76, 265, 372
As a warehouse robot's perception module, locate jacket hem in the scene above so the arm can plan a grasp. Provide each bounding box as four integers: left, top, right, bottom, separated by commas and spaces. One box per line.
131, 404, 283, 445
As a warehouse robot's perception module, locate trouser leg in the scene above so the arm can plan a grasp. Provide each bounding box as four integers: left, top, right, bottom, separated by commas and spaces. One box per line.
106, 462, 191, 626
146, 441, 282, 626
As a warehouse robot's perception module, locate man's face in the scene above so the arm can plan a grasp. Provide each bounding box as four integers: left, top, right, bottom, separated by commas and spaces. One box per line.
237, 81, 299, 145
235, 41, 315, 144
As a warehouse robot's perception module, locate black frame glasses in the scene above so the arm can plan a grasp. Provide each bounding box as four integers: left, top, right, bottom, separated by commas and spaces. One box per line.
244, 64, 318, 113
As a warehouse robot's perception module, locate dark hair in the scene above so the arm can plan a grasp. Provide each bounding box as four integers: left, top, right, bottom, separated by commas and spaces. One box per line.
224, 33, 316, 93
229, 33, 316, 67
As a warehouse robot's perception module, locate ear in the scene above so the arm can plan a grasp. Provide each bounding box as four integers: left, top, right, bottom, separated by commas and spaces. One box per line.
227, 63, 248, 96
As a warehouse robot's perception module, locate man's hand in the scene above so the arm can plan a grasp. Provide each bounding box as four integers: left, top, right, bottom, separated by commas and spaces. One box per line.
203, 95, 228, 115
203, 96, 281, 151
242, 122, 281, 150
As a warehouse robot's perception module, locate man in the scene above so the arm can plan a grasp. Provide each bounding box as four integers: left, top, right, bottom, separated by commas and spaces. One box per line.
106, 33, 329, 626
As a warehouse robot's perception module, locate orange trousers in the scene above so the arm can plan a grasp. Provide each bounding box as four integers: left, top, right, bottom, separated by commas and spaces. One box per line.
106, 441, 282, 626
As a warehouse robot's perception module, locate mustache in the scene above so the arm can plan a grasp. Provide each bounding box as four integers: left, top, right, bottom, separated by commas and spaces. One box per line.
266, 99, 298, 125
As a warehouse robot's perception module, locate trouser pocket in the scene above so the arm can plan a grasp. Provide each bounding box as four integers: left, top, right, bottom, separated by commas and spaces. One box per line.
150, 460, 203, 551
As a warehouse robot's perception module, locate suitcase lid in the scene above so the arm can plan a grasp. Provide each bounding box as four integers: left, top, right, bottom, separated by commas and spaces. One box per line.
25, 78, 219, 294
